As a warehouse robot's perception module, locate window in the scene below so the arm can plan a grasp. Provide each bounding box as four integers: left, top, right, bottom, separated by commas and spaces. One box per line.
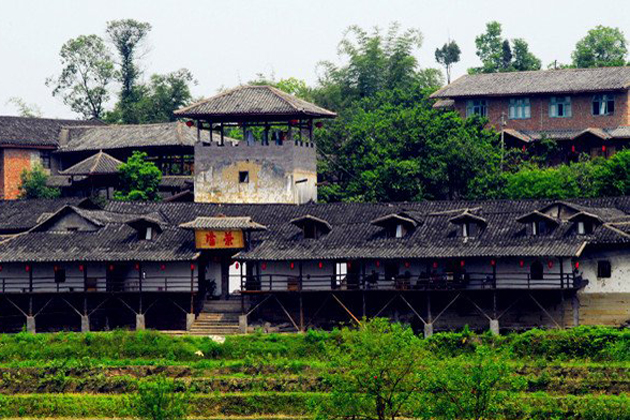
550, 96, 572, 118
40, 151, 52, 169
54, 268, 66, 283
597, 260, 612, 278
466, 99, 487, 117
577, 221, 594, 235
145, 226, 153, 241
508, 98, 531, 119
532, 221, 549, 236
239, 171, 249, 183
592, 94, 615, 116
303, 223, 317, 239
462, 222, 480, 238
395, 224, 403, 238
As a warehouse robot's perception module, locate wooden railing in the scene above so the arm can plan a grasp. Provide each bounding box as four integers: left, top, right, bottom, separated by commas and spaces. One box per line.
240, 271, 582, 292
0, 275, 197, 294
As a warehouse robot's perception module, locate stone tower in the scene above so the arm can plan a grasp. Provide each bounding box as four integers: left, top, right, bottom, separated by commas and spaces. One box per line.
175, 85, 336, 204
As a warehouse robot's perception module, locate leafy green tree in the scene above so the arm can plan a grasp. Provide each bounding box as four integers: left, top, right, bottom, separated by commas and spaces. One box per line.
114, 151, 162, 201
131, 375, 188, 420
470, 21, 541, 73
106, 69, 195, 123
317, 86, 500, 202
572, 26, 628, 68
18, 165, 60, 199
315, 319, 425, 420
6, 97, 42, 118
425, 346, 525, 420
46, 34, 115, 119
591, 150, 630, 195
106, 19, 152, 124
314, 23, 442, 110
435, 40, 461, 83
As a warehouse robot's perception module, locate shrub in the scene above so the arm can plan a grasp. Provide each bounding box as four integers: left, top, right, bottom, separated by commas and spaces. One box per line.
131, 375, 188, 420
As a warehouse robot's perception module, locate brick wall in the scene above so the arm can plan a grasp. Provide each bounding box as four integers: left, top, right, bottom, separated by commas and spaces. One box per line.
453, 91, 630, 131
1, 148, 39, 199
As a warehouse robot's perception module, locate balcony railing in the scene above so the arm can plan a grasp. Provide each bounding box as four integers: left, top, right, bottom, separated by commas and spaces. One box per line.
0, 275, 197, 294
240, 271, 582, 292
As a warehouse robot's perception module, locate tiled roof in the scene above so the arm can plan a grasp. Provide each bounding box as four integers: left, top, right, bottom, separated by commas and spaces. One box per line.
58, 122, 198, 152
180, 216, 267, 231
0, 198, 89, 233
431, 67, 630, 98
0, 116, 103, 148
504, 126, 630, 143
60, 151, 123, 176
174, 85, 337, 121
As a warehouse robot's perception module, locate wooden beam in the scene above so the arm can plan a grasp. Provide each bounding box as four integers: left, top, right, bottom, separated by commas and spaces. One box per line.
399, 295, 427, 325
331, 293, 362, 326
273, 295, 300, 332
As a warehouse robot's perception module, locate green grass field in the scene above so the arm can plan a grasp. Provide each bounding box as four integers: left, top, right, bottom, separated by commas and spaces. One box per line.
0, 326, 626, 419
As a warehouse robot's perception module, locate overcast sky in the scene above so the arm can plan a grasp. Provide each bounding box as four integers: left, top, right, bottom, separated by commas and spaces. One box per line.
0, 0, 628, 118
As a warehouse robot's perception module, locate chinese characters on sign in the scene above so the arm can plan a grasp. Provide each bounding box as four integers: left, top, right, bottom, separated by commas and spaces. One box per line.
195, 230, 245, 249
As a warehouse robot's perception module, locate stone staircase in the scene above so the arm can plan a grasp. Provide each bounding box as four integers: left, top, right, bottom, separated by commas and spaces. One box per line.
188, 299, 243, 336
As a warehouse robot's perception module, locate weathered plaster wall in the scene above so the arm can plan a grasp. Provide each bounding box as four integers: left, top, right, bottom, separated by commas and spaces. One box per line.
194, 141, 317, 204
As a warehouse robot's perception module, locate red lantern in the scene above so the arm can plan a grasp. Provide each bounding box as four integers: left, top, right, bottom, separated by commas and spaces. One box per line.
548, 261, 554, 269
160, 264, 166, 271
185, 120, 194, 127
347, 261, 352, 269
519, 260, 524, 268
134, 263, 140, 271
571, 145, 576, 153
460, 260, 465, 268
404, 261, 410, 268
289, 119, 299, 126
78, 264, 84, 272
234, 262, 240, 269
108, 264, 114, 272
522, 145, 526, 152
190, 264, 196, 271
0, 265, 3, 272
290, 262, 295, 270
490, 259, 496, 267
315, 121, 323, 128
54, 265, 59, 272
318, 261, 323, 269
375, 260, 380, 268
261, 262, 267, 271
602, 145, 607, 152
25, 265, 31, 272
575, 261, 580, 269
432, 261, 438, 269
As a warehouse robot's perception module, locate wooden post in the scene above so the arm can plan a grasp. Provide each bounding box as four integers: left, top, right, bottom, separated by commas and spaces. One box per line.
190, 263, 195, 314
559, 257, 564, 289
299, 292, 304, 332
138, 263, 143, 314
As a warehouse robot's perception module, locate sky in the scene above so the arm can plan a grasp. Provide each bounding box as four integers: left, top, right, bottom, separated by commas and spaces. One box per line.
0, 0, 628, 118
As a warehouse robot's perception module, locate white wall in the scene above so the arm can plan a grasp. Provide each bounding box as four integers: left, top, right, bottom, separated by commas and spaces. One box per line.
578, 250, 630, 293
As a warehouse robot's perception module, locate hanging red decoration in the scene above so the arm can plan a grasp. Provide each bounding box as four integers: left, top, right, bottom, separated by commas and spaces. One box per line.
574, 261, 580, 269
289, 119, 299, 126
571, 145, 576, 153
290, 262, 295, 270
185, 120, 194, 127
547, 260, 554, 269
234, 262, 240, 269
318, 261, 323, 269
519, 260, 524, 268
54, 265, 59, 272
25, 265, 31, 272
190, 264, 196, 271
522, 145, 526, 152
375, 260, 380, 268
347, 261, 352, 269
134, 263, 140, 271
490, 259, 496, 267
404, 261, 410, 268
160, 264, 166, 271
108, 264, 114, 272
315, 121, 323, 128
78, 264, 84, 272
0, 265, 3, 272
460, 260, 465, 268
261, 262, 267, 270
432, 261, 438, 269
602, 145, 607, 152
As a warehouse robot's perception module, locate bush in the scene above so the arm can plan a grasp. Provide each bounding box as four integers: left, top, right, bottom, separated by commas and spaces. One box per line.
131, 375, 188, 420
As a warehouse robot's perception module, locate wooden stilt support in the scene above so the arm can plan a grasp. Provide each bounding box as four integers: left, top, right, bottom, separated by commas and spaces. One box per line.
272, 295, 300, 332
529, 293, 562, 329
299, 292, 304, 332
331, 294, 362, 326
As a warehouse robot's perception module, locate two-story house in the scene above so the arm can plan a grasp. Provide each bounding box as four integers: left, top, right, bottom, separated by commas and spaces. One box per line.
430, 67, 630, 162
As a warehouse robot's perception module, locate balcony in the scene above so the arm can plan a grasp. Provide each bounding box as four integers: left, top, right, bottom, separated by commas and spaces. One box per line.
240, 271, 584, 293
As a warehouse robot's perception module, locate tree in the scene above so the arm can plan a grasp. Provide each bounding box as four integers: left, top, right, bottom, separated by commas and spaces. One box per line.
106, 69, 195, 123
315, 319, 425, 420
6, 97, 42, 118
435, 40, 461, 83
591, 150, 630, 196
18, 165, 60, 199
46, 34, 115, 119
572, 26, 628, 68
114, 151, 162, 201
106, 19, 152, 124
314, 23, 442, 110
425, 346, 525, 420
470, 22, 541, 73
